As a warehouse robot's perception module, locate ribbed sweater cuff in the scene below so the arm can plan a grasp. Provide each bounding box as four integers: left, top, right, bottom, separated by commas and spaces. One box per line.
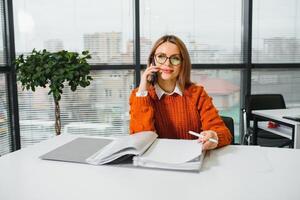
133, 96, 152, 107
217, 132, 231, 148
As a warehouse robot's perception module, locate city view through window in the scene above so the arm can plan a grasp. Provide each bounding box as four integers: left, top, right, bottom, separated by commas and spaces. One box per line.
12, 0, 244, 147
0, 0, 300, 151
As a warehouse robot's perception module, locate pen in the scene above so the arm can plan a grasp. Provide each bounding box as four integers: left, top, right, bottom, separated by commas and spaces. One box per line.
188, 131, 218, 144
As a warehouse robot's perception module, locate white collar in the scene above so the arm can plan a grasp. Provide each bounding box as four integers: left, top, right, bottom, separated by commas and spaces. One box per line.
154, 82, 183, 100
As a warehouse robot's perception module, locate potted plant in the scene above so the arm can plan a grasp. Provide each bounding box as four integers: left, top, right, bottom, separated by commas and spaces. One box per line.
15, 49, 93, 135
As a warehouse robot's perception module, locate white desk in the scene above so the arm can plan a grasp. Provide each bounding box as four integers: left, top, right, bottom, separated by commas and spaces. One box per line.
1, 135, 300, 200
252, 108, 300, 148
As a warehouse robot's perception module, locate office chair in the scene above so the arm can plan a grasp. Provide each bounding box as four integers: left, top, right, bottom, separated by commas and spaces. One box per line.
220, 116, 235, 145
242, 94, 292, 147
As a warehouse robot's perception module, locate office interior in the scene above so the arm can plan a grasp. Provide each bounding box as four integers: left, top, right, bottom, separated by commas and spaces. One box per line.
0, 0, 300, 156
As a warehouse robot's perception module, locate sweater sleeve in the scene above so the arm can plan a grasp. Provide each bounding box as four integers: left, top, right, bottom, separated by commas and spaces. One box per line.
129, 88, 156, 134
197, 88, 232, 148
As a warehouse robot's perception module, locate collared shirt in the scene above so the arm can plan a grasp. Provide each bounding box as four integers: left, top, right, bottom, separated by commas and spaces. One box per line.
154, 83, 182, 100
136, 82, 182, 100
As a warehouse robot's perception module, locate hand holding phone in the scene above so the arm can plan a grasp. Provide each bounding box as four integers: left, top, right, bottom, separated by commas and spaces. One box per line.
148, 57, 157, 85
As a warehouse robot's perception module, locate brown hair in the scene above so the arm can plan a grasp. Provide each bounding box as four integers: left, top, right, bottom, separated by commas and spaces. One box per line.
148, 35, 192, 91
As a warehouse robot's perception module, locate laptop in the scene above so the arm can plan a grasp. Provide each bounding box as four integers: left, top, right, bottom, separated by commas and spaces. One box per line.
40, 137, 113, 163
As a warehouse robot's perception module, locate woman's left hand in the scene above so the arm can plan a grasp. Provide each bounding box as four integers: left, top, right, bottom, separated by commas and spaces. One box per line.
198, 130, 218, 150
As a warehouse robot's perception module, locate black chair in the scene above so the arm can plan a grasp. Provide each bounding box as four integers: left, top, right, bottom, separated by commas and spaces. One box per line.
243, 94, 292, 147
220, 116, 235, 144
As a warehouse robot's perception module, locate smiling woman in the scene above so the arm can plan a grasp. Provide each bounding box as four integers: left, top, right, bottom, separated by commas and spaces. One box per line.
129, 35, 232, 151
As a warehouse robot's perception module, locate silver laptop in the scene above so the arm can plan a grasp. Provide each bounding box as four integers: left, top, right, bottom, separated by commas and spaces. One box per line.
40, 137, 113, 163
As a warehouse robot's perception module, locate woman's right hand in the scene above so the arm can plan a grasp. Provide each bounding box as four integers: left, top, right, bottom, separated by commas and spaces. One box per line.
138, 65, 160, 93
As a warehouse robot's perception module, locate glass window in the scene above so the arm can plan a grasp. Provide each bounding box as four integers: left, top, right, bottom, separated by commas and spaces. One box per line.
252, 69, 300, 108
140, 0, 242, 64
18, 70, 134, 148
192, 69, 241, 141
252, 0, 300, 63
0, 74, 11, 156
13, 0, 133, 64
0, 1, 6, 65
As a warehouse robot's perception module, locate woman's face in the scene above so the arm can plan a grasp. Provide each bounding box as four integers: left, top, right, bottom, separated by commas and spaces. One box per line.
154, 42, 182, 82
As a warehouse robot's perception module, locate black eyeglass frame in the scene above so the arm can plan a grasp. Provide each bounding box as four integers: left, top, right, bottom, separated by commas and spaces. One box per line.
154, 53, 183, 66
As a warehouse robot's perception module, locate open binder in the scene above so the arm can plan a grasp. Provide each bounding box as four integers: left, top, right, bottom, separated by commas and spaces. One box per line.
41, 131, 204, 171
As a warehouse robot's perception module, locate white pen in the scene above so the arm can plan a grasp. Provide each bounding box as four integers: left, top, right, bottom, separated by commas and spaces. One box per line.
188, 131, 218, 144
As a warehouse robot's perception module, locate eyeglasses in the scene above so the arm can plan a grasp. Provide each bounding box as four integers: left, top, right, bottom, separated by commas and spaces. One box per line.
154, 53, 182, 66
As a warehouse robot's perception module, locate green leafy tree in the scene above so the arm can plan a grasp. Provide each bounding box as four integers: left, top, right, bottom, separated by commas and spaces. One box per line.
15, 49, 93, 135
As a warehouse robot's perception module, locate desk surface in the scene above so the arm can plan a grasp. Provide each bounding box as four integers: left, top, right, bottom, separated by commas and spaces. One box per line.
1, 135, 300, 200
252, 108, 300, 125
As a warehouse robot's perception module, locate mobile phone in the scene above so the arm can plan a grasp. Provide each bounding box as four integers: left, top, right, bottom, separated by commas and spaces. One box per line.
148, 57, 157, 85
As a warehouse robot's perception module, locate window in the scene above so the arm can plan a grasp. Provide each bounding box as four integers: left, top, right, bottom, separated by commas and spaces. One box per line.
13, 0, 135, 148
0, 74, 11, 155
252, 69, 300, 108
192, 69, 241, 141
252, 0, 300, 63
0, 1, 10, 156
6, 0, 299, 150
0, 1, 6, 65
105, 89, 112, 97
13, 0, 133, 64
18, 70, 134, 148
140, 0, 242, 64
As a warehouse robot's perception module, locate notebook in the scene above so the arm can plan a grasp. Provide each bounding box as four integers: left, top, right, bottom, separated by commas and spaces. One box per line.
132, 138, 204, 171
41, 131, 204, 171
40, 137, 113, 163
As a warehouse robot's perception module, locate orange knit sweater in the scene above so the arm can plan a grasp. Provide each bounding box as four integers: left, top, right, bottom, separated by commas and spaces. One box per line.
129, 84, 232, 148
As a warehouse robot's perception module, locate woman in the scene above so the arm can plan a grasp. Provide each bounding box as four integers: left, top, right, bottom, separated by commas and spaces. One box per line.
129, 35, 232, 150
